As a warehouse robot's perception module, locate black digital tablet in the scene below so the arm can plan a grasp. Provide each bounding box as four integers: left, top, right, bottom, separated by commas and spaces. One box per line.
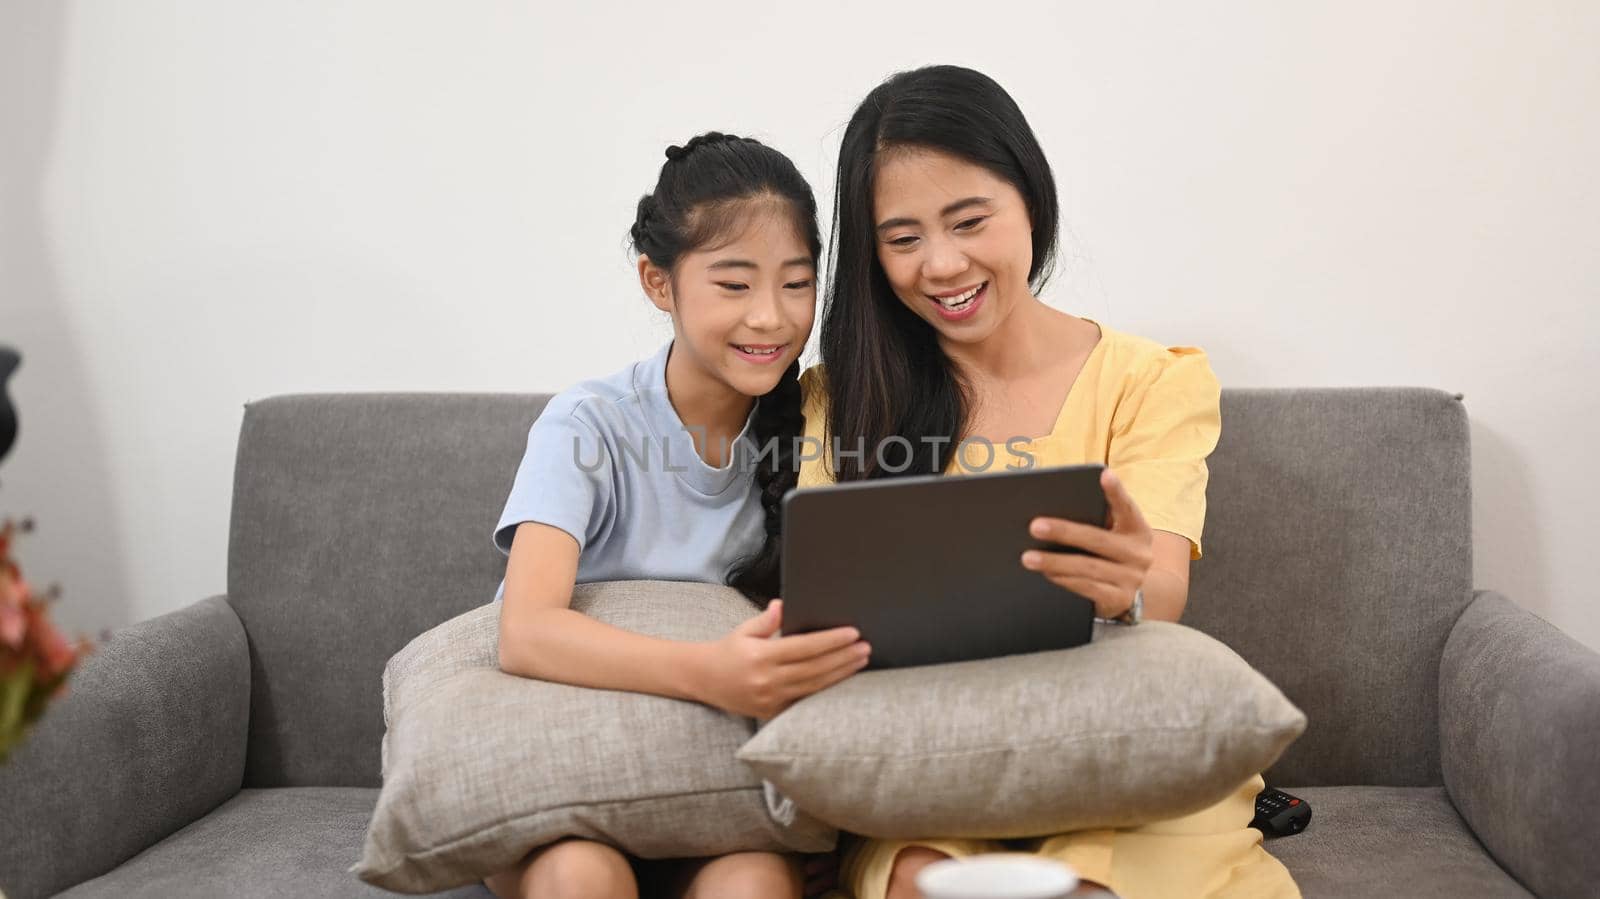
779, 463, 1107, 669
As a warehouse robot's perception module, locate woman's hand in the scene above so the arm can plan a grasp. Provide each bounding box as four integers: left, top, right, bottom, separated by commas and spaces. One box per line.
1020, 467, 1154, 619
689, 600, 871, 720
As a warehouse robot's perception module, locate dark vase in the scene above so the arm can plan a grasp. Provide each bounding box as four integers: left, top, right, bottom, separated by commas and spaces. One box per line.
0, 346, 17, 466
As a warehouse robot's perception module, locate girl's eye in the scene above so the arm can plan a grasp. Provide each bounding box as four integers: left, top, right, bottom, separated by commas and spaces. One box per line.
716, 282, 749, 292
887, 235, 919, 247
785, 280, 814, 290
954, 216, 986, 231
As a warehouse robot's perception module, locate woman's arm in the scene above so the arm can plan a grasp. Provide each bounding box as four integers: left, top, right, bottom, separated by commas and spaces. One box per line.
1142, 531, 1192, 622
497, 521, 706, 701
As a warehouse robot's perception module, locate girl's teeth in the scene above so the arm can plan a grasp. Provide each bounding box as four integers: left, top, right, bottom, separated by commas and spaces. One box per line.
739, 345, 779, 355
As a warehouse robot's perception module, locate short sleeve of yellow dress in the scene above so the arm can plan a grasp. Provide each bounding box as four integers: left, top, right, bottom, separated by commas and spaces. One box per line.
1091, 328, 1222, 561
796, 321, 1299, 899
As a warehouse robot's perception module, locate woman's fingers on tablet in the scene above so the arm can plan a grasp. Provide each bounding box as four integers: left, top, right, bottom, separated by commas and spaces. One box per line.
1042, 574, 1128, 618
1026, 521, 1152, 576
1021, 548, 1130, 586
1028, 516, 1111, 554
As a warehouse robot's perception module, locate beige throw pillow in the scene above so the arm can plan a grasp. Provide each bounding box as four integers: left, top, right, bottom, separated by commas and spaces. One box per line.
737, 621, 1306, 839
352, 580, 836, 893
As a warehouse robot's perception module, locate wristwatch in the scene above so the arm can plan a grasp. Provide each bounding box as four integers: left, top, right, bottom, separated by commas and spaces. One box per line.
1115, 588, 1144, 626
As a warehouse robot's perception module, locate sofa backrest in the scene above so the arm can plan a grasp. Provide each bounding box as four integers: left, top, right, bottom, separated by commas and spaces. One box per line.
228, 393, 549, 787
227, 387, 1472, 789
1185, 388, 1472, 787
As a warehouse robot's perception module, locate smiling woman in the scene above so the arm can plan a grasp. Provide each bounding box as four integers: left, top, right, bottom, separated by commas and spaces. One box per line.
795, 64, 1293, 899
874, 190, 1012, 323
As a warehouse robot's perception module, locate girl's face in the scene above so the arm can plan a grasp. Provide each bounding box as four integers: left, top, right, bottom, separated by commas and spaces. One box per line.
642, 203, 817, 400
872, 148, 1034, 347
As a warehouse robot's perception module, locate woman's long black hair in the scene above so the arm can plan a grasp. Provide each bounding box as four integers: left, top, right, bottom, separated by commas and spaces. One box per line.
822, 65, 1061, 481
627, 132, 821, 603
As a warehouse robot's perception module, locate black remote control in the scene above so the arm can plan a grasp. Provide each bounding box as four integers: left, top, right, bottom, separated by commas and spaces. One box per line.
1251, 787, 1311, 837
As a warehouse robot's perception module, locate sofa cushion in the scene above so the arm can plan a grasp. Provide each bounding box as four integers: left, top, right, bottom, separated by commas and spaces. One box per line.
738, 621, 1306, 838
53, 787, 490, 899
1264, 786, 1533, 898
354, 581, 835, 894
47, 786, 1528, 899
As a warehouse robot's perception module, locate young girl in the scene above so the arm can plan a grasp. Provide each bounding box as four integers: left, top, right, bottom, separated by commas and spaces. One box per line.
486, 132, 868, 899
800, 66, 1300, 899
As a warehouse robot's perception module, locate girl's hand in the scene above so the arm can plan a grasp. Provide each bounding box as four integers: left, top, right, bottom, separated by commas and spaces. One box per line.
1020, 467, 1154, 619
691, 600, 870, 720
801, 849, 840, 897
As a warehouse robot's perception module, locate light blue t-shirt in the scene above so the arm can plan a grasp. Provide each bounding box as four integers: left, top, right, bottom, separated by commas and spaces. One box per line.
492, 340, 765, 602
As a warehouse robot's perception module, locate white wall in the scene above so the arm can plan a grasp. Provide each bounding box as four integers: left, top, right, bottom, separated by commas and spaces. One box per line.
2, 1, 1596, 650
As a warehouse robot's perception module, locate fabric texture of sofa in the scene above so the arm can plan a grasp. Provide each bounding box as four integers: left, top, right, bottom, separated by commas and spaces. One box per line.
2, 387, 1596, 899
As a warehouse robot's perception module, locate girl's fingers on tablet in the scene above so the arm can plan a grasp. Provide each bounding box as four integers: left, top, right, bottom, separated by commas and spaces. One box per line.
770, 626, 862, 662
782, 640, 871, 680
788, 649, 871, 697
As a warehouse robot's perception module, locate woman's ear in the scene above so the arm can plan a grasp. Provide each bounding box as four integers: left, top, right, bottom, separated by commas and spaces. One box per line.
638, 256, 673, 313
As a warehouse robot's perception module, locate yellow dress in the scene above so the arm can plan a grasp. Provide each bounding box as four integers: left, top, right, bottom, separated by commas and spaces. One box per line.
796, 317, 1299, 899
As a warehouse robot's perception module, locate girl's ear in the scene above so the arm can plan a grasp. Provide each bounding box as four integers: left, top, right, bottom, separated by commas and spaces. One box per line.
638, 255, 674, 313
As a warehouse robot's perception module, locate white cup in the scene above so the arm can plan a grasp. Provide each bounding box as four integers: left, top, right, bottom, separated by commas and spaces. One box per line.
915, 853, 1080, 899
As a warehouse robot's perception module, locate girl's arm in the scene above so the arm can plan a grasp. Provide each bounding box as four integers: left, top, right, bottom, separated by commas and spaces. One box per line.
497, 521, 704, 700
497, 521, 871, 716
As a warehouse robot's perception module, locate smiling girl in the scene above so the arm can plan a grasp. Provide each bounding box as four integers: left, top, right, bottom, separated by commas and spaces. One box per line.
487, 132, 866, 899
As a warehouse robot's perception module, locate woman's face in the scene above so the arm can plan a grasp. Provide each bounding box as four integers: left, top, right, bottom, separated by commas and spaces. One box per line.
872, 148, 1034, 346
643, 202, 817, 400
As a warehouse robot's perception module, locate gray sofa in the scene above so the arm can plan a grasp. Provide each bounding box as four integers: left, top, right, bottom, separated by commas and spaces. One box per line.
3, 388, 1597, 899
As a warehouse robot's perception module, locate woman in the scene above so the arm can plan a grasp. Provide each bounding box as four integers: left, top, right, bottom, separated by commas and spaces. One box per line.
797, 65, 1298, 899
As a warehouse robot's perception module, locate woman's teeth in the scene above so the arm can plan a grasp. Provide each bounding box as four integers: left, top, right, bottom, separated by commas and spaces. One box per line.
933, 283, 984, 310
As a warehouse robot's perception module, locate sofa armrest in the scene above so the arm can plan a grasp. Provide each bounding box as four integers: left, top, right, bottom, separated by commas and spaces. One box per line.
1440, 589, 1600, 899
0, 595, 250, 899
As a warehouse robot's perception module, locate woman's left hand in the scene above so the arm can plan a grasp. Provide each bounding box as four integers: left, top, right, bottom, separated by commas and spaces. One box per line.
1021, 467, 1154, 619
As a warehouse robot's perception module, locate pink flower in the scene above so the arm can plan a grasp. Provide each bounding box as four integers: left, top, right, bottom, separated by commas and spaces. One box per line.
0, 517, 90, 720
0, 577, 23, 650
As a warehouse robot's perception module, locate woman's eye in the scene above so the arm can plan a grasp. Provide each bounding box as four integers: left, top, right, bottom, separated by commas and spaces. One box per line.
954, 216, 986, 231
887, 235, 918, 247
716, 282, 749, 292
785, 280, 814, 290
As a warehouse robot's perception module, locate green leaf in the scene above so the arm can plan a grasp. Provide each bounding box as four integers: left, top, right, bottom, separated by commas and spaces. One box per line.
0, 657, 35, 748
